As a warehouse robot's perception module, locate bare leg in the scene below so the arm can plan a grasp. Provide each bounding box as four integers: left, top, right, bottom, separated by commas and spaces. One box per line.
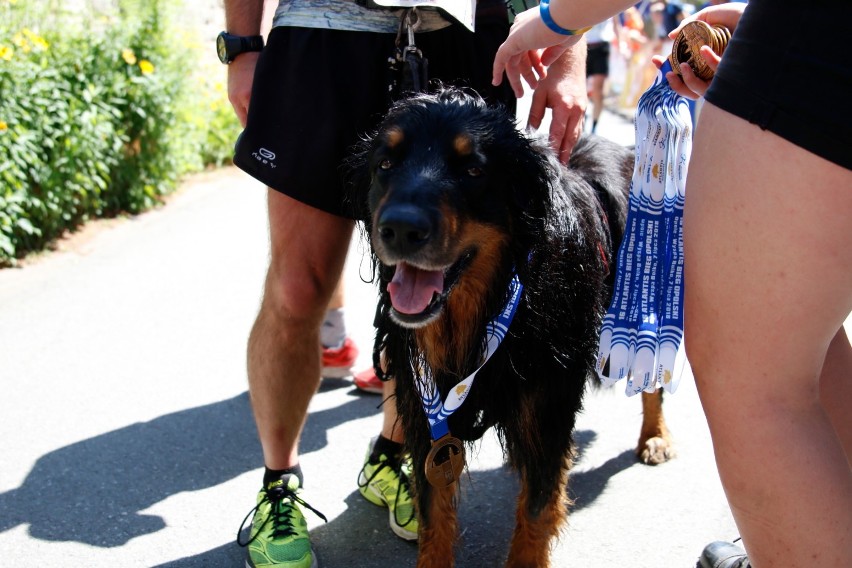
380, 378, 405, 444
248, 189, 354, 469
820, 327, 852, 462
327, 276, 345, 311
587, 73, 606, 131
684, 103, 852, 567
321, 275, 348, 351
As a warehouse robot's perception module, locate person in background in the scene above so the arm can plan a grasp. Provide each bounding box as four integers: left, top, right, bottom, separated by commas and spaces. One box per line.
584, 17, 618, 133
492, 1, 851, 567
615, 6, 651, 110
662, 0, 685, 34
320, 281, 359, 379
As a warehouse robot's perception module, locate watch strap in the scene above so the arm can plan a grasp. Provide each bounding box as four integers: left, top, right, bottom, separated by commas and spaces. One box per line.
240, 35, 264, 53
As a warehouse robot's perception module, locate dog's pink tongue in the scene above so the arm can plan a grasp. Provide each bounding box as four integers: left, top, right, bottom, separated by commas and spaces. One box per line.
388, 262, 444, 314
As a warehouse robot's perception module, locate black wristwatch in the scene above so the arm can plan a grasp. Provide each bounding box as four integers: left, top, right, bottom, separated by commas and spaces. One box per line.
216, 31, 264, 64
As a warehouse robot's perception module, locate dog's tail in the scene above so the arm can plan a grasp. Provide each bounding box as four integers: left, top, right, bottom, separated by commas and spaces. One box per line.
568, 135, 633, 265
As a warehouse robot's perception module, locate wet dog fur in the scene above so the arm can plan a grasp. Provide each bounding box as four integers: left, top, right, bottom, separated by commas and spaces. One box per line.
348, 88, 674, 567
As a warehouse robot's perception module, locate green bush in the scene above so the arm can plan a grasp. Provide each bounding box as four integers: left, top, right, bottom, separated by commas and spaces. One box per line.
0, 0, 241, 265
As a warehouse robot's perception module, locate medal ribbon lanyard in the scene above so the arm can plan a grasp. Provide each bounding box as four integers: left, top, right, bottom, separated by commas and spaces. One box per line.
414, 274, 524, 441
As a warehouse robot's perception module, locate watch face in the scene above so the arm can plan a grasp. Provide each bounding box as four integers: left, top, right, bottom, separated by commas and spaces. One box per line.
216, 33, 228, 63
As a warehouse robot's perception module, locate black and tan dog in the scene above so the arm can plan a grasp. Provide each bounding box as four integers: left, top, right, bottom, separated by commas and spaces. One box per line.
349, 88, 674, 568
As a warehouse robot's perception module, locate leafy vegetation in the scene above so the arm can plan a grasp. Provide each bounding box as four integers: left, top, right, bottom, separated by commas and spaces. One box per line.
0, 0, 241, 264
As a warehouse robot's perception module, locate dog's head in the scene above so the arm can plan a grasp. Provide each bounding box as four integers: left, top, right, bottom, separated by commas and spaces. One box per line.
350, 88, 553, 329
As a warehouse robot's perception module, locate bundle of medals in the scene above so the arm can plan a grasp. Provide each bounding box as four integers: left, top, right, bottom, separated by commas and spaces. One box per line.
595, 23, 730, 396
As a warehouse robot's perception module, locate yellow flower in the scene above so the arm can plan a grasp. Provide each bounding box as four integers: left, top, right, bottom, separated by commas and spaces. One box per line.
12, 33, 31, 54
138, 59, 154, 75
0, 45, 13, 61
21, 28, 48, 50
0, 120, 8, 133
31, 36, 49, 51
121, 48, 136, 65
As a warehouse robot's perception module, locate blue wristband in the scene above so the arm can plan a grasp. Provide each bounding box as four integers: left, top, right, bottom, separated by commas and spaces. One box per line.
539, 0, 591, 36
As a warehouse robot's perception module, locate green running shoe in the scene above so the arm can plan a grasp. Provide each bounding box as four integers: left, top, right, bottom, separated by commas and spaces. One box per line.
357, 440, 419, 541
238, 474, 327, 568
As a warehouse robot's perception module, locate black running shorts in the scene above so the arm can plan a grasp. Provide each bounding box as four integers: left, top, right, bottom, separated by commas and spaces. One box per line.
586, 42, 610, 77
703, 0, 852, 170
233, 12, 514, 218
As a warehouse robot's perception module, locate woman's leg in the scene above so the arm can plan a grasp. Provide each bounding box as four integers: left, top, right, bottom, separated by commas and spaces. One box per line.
819, 326, 852, 461
684, 103, 852, 567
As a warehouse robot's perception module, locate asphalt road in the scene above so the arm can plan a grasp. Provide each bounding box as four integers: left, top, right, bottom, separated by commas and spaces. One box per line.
0, 108, 743, 567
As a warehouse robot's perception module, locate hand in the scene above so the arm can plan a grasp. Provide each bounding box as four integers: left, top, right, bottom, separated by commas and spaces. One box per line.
651, 48, 720, 99
492, 7, 582, 98
527, 49, 587, 163
657, 3, 747, 99
667, 2, 746, 39
227, 52, 260, 127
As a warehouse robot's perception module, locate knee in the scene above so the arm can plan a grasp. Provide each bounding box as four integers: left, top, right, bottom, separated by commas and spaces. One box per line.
260, 262, 336, 329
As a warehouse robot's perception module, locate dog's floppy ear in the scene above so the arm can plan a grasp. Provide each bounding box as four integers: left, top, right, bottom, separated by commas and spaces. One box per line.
500, 127, 555, 261
342, 133, 376, 224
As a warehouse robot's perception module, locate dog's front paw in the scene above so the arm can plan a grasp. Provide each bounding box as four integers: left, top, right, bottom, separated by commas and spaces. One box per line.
637, 435, 676, 465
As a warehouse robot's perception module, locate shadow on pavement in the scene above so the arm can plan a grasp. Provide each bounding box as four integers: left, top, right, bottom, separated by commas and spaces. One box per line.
568, 448, 638, 511
567, 428, 640, 512
2, 376, 640, 563
147, 426, 641, 567
0, 390, 379, 547
152, 541, 246, 568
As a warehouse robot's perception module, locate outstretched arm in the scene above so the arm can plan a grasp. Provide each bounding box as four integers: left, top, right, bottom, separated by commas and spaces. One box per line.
526, 40, 588, 163
492, 0, 633, 96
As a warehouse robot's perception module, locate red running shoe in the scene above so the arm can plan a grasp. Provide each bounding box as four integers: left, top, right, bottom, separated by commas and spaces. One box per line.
354, 367, 384, 394
321, 337, 358, 378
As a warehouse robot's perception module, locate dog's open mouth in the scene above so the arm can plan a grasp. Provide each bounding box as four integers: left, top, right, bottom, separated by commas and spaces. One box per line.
386, 254, 471, 326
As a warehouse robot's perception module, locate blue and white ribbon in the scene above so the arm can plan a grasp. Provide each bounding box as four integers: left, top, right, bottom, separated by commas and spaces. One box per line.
596, 59, 690, 395
415, 274, 523, 440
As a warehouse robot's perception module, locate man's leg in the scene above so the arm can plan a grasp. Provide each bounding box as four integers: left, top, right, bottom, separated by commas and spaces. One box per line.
380, 379, 404, 443
358, 377, 419, 541
248, 188, 353, 469
587, 73, 606, 133
320, 276, 359, 379
241, 189, 353, 567
685, 103, 852, 567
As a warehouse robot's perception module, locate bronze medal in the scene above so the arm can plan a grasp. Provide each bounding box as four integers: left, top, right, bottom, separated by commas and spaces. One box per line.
424, 435, 465, 488
670, 21, 731, 82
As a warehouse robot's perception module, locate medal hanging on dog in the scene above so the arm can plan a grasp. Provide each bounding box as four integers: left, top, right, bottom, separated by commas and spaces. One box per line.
596, 23, 729, 396
417, 274, 524, 488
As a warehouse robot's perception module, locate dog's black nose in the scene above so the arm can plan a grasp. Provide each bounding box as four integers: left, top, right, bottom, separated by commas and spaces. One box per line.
377, 205, 432, 255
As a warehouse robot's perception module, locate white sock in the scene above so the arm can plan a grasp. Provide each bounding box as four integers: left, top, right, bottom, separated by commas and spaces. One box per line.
321, 308, 346, 349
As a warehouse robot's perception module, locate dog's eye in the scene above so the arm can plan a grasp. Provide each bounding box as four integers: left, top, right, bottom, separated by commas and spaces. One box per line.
379, 159, 393, 171
467, 166, 483, 177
